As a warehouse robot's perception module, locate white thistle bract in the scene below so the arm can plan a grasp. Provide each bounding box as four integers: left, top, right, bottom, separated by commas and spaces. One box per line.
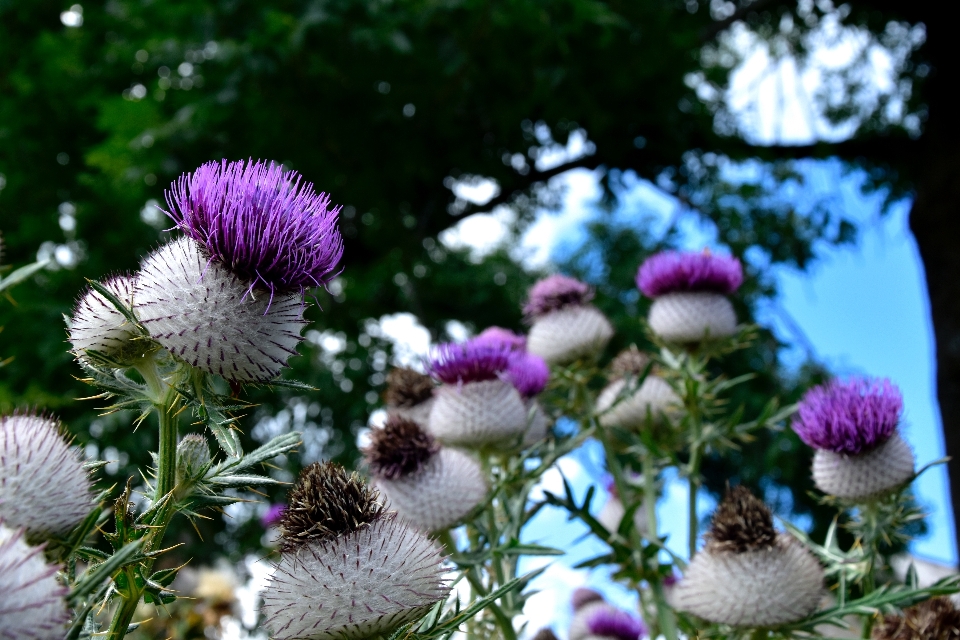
647, 291, 736, 342
0, 523, 69, 640
0, 414, 93, 537
428, 379, 528, 447
527, 305, 614, 365
671, 534, 823, 627
596, 376, 679, 429
377, 448, 487, 532
812, 432, 915, 500
262, 515, 449, 640
135, 237, 307, 382
68, 274, 141, 364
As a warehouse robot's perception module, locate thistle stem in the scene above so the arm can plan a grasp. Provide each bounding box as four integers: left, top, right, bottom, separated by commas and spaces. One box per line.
155, 394, 179, 502
642, 453, 679, 640
687, 442, 702, 559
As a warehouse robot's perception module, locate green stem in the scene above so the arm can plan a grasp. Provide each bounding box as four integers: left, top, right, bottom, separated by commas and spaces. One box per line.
154, 396, 179, 502
687, 442, 702, 559
643, 454, 679, 640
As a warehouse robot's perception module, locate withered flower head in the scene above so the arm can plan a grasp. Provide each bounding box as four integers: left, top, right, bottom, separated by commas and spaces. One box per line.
608, 346, 651, 380
364, 416, 439, 480
707, 486, 776, 553
279, 462, 384, 552
531, 628, 559, 640
383, 367, 435, 408
874, 597, 960, 640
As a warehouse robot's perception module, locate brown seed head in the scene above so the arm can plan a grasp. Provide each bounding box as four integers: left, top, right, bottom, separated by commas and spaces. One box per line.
873, 597, 960, 640
608, 346, 651, 380
706, 485, 776, 553
532, 629, 559, 640
279, 462, 385, 552
364, 416, 440, 480
383, 367, 435, 408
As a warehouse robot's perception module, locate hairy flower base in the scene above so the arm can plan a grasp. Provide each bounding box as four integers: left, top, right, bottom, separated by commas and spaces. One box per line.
388, 397, 435, 427
428, 379, 528, 447
522, 400, 550, 446
527, 306, 614, 365
812, 433, 915, 500
135, 238, 306, 382
0, 524, 69, 640
68, 275, 141, 364
376, 448, 487, 532
596, 376, 679, 430
671, 534, 823, 627
597, 495, 647, 537
0, 414, 93, 537
262, 516, 448, 640
647, 292, 736, 343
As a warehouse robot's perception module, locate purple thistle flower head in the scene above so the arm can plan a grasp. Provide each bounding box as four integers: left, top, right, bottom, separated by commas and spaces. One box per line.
505, 351, 549, 397
473, 326, 527, 352
165, 159, 344, 294
791, 378, 903, 455
636, 250, 743, 298
523, 275, 594, 319
261, 503, 286, 528
586, 608, 646, 640
427, 342, 513, 385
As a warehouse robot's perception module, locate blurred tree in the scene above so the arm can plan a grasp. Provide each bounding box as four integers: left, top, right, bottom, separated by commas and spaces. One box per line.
0, 0, 946, 555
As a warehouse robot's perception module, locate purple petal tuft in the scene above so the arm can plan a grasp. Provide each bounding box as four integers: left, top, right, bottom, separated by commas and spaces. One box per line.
636, 251, 743, 298
523, 275, 594, 318
427, 342, 513, 385
586, 608, 646, 640
791, 378, 903, 455
474, 326, 527, 351
261, 503, 286, 528
165, 159, 344, 294
505, 351, 549, 397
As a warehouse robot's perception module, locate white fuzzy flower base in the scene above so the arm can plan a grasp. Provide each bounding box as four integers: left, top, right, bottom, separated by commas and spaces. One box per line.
812, 433, 915, 500
0, 524, 69, 640
522, 400, 550, 446
671, 535, 823, 627
68, 275, 139, 363
262, 517, 448, 640
0, 414, 93, 536
596, 376, 679, 429
377, 448, 487, 531
648, 292, 736, 343
388, 397, 435, 428
527, 305, 614, 365
428, 379, 528, 447
135, 237, 306, 382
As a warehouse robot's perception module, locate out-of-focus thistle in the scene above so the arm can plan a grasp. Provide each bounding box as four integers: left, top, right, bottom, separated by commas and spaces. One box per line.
524, 275, 613, 364
637, 251, 742, 342
792, 378, 914, 500
0, 523, 69, 640
671, 486, 823, 627
595, 346, 679, 431
262, 462, 449, 640
505, 349, 552, 444
365, 416, 487, 532
597, 478, 647, 536
872, 596, 960, 640
569, 589, 646, 640
0, 413, 94, 538
134, 159, 343, 383
427, 342, 529, 446
473, 326, 528, 351
67, 274, 146, 365
383, 367, 436, 426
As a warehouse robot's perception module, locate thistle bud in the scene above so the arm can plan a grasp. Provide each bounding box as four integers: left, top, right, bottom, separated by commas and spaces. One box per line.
0, 413, 94, 537
0, 523, 69, 639
524, 275, 614, 364
383, 367, 436, 426
262, 462, 449, 640
596, 347, 678, 430
671, 486, 823, 627
176, 433, 212, 485
68, 274, 145, 366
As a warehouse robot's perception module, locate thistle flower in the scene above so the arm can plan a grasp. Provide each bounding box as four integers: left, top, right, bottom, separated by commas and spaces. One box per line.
0, 523, 69, 640
67, 274, 143, 365
671, 487, 823, 628
873, 596, 960, 640
164, 159, 343, 295
262, 463, 448, 640
365, 417, 486, 532
505, 351, 549, 398
638, 251, 741, 342
569, 591, 645, 640
0, 413, 94, 537
596, 347, 678, 431
793, 379, 914, 500
524, 275, 613, 364
135, 237, 307, 382
383, 367, 436, 426
473, 326, 527, 351
427, 342, 527, 446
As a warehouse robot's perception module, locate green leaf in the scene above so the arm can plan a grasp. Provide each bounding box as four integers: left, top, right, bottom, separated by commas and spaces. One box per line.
0, 258, 50, 293
68, 539, 145, 604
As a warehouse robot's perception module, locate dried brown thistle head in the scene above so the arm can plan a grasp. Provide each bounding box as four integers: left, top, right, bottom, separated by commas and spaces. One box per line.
706, 485, 776, 553
873, 597, 960, 640
608, 346, 651, 381
364, 416, 439, 480
279, 461, 385, 552
383, 367, 435, 408
531, 628, 559, 640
